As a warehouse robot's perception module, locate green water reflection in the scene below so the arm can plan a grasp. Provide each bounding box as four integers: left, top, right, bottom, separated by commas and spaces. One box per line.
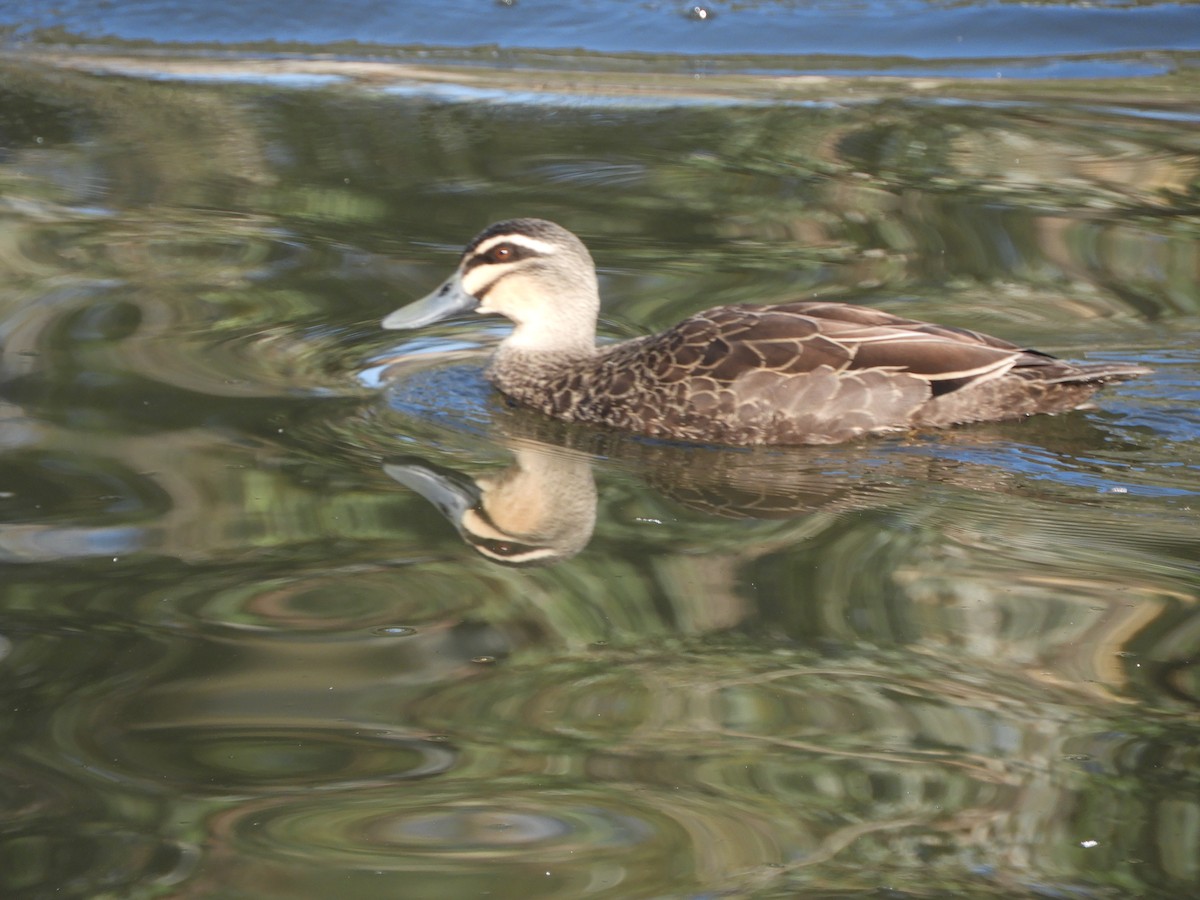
1, 52, 1199, 898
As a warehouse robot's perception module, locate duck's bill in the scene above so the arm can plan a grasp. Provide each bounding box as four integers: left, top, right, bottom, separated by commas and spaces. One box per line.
381, 272, 478, 330
383, 459, 479, 523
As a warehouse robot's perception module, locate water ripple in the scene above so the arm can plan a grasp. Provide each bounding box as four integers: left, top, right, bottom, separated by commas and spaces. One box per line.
83, 725, 457, 795
223, 783, 794, 894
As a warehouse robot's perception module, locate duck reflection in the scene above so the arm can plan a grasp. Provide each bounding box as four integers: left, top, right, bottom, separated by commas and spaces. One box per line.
381, 428, 896, 567
384, 441, 596, 566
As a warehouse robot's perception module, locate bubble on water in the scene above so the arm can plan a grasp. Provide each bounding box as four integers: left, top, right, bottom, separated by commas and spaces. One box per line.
685, 5, 713, 21
371, 625, 417, 637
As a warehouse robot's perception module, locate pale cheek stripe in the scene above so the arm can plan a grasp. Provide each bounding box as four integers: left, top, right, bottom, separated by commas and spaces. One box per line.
464, 267, 511, 299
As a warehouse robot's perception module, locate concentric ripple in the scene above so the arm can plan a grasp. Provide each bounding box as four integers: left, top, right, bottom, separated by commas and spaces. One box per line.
81, 724, 457, 795
223, 782, 797, 893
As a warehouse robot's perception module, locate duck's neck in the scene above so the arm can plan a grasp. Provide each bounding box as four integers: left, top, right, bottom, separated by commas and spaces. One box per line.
490, 341, 595, 376
495, 297, 599, 357
483, 283, 602, 404
490, 306, 599, 373
487, 342, 596, 408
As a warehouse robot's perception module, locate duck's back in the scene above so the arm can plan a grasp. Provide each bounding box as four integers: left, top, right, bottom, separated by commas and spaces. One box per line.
494, 301, 1147, 445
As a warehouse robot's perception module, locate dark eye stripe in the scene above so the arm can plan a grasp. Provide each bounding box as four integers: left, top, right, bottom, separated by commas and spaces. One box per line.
472, 270, 509, 301
468, 536, 544, 558
464, 504, 538, 558
463, 241, 534, 272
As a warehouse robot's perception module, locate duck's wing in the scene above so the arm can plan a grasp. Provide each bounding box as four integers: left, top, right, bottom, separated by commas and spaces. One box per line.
625, 301, 1095, 443
663, 301, 1029, 392
747, 301, 1148, 387
589, 301, 1144, 444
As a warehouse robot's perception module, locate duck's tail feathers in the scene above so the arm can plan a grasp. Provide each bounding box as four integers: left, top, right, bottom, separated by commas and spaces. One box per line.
1047, 362, 1152, 385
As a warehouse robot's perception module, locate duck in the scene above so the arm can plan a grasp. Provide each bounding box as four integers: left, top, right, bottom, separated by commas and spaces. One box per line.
381, 218, 1150, 446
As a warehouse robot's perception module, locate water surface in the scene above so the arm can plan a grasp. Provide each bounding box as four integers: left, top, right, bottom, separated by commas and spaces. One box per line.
1, 6, 1200, 898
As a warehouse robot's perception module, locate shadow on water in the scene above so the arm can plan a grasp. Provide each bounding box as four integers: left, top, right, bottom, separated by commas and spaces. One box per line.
0, 41, 1199, 899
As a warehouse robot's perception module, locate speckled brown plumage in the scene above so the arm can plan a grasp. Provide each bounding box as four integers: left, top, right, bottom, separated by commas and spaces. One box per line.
382, 219, 1150, 446
488, 300, 1146, 445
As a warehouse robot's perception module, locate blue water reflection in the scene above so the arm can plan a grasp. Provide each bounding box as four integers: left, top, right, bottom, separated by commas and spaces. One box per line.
5, 1, 1200, 77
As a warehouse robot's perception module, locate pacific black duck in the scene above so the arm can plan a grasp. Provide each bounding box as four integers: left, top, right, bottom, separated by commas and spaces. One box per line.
381, 218, 1149, 445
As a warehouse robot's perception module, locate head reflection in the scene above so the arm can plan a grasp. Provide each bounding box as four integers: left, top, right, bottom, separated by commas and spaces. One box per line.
384, 441, 596, 566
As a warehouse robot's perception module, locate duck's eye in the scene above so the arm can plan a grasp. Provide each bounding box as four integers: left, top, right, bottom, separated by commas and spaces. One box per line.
491, 245, 514, 262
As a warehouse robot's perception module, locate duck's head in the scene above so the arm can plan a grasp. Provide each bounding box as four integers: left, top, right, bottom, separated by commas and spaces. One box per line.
382, 218, 600, 355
